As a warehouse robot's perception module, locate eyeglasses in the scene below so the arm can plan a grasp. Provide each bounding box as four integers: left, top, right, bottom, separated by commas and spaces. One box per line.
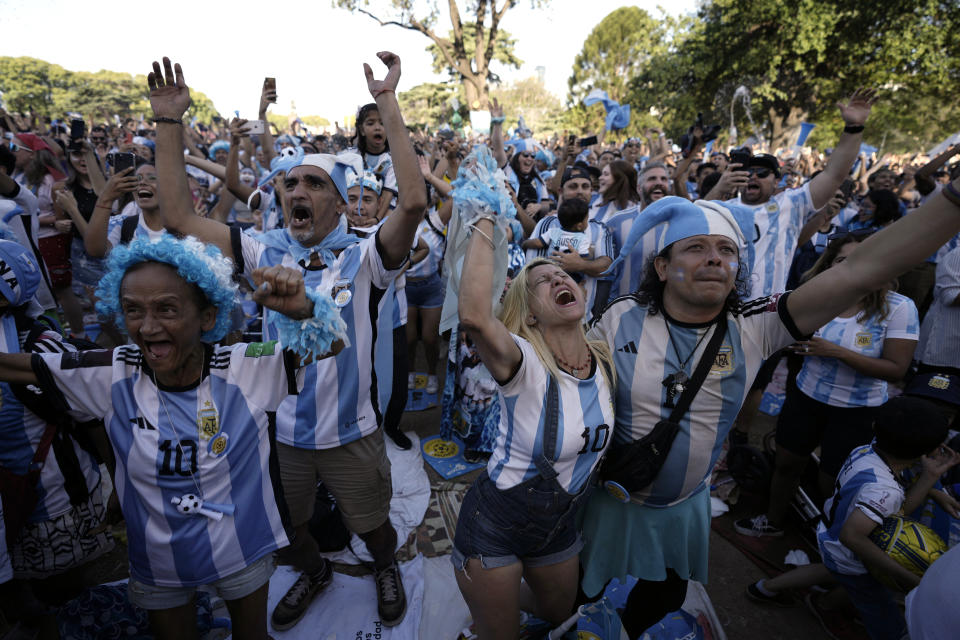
8, 142, 33, 153
520, 152, 535, 158
91, 137, 106, 143
745, 167, 773, 178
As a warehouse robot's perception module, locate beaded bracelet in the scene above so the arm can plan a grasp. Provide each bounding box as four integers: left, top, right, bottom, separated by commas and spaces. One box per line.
152, 116, 183, 125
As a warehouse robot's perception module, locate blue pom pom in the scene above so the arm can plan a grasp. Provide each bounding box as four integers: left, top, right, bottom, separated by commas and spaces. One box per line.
268, 286, 348, 360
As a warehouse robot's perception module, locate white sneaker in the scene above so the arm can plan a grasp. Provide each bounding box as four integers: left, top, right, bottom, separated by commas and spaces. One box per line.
407, 373, 416, 390
426, 375, 439, 394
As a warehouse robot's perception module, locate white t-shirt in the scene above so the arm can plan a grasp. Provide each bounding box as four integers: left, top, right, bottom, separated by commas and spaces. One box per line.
488, 335, 614, 493
797, 292, 919, 407
543, 227, 592, 258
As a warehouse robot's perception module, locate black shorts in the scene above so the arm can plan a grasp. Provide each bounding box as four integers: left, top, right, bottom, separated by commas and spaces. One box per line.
774, 386, 879, 477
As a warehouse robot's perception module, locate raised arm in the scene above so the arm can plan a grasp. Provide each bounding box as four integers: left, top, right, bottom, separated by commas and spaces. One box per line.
914, 144, 960, 196
788, 175, 960, 335
808, 89, 876, 210
457, 217, 522, 383
368, 52, 428, 268
85, 168, 138, 257
148, 57, 233, 260
222, 120, 257, 206
489, 99, 507, 169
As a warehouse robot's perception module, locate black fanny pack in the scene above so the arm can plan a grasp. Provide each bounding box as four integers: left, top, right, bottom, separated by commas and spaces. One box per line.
600, 313, 728, 502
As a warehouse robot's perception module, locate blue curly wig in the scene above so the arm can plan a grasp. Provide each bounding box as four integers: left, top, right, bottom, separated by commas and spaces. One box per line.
95, 234, 238, 342
208, 140, 230, 161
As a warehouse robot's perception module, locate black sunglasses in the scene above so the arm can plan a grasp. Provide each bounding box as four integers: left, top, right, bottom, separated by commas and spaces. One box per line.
745, 167, 773, 178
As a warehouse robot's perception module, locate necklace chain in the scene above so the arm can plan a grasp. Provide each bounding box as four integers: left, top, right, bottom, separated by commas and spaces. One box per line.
666, 321, 711, 372
152, 351, 207, 499
555, 348, 592, 375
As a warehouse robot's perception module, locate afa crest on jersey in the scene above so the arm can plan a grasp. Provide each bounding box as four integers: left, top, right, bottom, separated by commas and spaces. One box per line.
197, 402, 220, 440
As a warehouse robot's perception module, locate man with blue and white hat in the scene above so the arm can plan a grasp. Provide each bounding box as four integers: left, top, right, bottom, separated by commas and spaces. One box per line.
583, 170, 960, 637
148, 53, 426, 630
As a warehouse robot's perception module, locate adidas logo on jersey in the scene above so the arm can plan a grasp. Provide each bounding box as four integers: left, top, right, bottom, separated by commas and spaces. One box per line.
617, 341, 638, 354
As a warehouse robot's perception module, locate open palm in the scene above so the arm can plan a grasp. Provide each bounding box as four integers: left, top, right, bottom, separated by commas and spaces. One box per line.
147, 57, 192, 119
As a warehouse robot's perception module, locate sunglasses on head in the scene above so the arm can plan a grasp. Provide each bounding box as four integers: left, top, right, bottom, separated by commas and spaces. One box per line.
827, 228, 875, 243
8, 142, 32, 153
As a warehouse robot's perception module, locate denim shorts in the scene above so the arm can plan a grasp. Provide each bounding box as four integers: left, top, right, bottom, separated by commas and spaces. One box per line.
405, 272, 444, 309
127, 553, 275, 610
451, 471, 588, 570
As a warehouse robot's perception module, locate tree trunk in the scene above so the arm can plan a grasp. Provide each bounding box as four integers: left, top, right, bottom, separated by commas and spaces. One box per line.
462, 75, 489, 110
767, 104, 808, 151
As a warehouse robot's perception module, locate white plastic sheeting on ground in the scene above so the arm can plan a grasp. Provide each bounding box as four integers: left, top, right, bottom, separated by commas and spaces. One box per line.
322, 431, 431, 565
266, 555, 425, 640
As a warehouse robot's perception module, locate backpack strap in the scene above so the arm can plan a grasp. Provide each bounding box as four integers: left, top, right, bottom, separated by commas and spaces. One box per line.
119, 214, 140, 245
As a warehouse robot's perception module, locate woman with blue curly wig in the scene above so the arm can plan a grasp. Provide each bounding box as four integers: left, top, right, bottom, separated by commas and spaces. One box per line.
0, 233, 343, 640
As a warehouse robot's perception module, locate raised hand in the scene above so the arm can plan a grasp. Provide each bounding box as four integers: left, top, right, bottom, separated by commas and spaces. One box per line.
837, 88, 877, 127
251, 265, 312, 320
147, 57, 191, 120
101, 167, 138, 201
363, 51, 401, 99
228, 118, 250, 144
490, 97, 504, 119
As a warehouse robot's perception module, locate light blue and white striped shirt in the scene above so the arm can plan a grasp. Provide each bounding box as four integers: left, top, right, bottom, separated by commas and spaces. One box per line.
37, 343, 293, 587
797, 292, 918, 408
729, 184, 814, 298
488, 336, 615, 493
526, 216, 614, 323
589, 293, 803, 507
240, 232, 402, 449
918, 246, 960, 368
817, 444, 903, 575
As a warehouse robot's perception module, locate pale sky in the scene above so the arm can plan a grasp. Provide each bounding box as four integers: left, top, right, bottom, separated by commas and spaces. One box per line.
0, 0, 697, 124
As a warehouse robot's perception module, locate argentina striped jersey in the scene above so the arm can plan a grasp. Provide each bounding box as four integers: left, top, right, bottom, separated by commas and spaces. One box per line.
729, 184, 814, 298
817, 444, 903, 575
34, 343, 293, 588
240, 231, 401, 449
589, 293, 804, 506
797, 292, 918, 408
0, 324, 100, 523
488, 336, 615, 493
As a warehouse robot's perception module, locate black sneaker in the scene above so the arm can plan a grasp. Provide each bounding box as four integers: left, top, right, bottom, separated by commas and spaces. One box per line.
745, 581, 796, 607
271, 559, 333, 631
734, 514, 785, 538
375, 562, 407, 627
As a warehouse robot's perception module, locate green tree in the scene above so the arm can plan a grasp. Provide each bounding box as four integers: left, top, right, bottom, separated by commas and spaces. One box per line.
398, 82, 466, 128
427, 24, 521, 84
334, 0, 545, 110
491, 77, 564, 137
629, 0, 960, 152
0, 57, 72, 117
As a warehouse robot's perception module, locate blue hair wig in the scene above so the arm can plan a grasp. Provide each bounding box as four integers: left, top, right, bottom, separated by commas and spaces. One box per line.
95, 234, 238, 342
208, 140, 230, 161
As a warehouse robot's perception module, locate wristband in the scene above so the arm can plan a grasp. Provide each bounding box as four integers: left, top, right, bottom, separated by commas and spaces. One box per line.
268, 285, 349, 361
942, 182, 960, 208
843, 124, 865, 134
95, 203, 113, 210
151, 116, 183, 125
490, 116, 505, 124
372, 88, 395, 99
